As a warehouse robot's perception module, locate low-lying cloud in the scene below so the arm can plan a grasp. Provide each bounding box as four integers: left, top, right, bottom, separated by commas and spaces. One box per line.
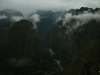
0, 15, 7, 19
0, 0, 100, 16
48, 48, 55, 56
10, 16, 24, 22
62, 11, 100, 34
55, 17, 62, 23
29, 14, 40, 29
32, 14, 40, 22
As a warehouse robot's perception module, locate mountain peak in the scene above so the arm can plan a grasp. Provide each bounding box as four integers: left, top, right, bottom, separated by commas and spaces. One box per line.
0, 20, 57, 74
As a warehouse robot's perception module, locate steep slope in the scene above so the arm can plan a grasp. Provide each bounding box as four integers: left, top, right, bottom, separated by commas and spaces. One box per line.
28, 10, 66, 36
0, 20, 57, 74
28, 7, 100, 36
44, 8, 100, 75
0, 9, 24, 41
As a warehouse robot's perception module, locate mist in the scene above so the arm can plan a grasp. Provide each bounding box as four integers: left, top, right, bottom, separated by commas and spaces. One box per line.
48, 48, 55, 56
55, 17, 62, 23
62, 11, 100, 34
0, 0, 100, 16
10, 16, 24, 22
32, 14, 40, 22
8, 58, 32, 67
0, 15, 7, 19
29, 14, 40, 29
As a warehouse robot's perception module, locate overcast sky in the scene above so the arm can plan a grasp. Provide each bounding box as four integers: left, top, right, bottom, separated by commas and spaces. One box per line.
0, 0, 99, 16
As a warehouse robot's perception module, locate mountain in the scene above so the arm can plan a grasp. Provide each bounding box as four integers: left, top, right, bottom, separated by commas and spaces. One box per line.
0, 9, 24, 41
0, 20, 58, 74
28, 7, 100, 37
0, 9, 23, 18
73, 7, 100, 15
28, 10, 66, 36
0, 7, 100, 75
44, 7, 100, 75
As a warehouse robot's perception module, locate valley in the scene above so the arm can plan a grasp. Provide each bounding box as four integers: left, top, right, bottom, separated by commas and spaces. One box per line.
0, 7, 100, 75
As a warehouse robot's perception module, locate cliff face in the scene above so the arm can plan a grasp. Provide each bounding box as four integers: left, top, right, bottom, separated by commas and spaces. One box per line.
0, 20, 57, 74
44, 17, 100, 75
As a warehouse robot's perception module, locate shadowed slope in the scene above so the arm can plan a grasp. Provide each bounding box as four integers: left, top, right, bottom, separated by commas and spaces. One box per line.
0, 20, 57, 74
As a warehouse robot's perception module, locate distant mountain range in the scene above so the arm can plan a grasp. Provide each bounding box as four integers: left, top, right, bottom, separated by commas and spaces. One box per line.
0, 7, 100, 75
0, 7, 100, 40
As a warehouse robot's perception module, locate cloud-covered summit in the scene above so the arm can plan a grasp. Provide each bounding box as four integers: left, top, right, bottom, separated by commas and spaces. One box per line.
62, 11, 100, 34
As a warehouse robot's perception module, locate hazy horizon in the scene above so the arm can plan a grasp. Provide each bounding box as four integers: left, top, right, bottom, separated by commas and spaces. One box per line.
0, 0, 99, 16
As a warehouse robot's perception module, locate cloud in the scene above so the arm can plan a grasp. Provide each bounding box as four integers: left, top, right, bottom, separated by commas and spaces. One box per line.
32, 14, 40, 22
0, 0, 100, 16
10, 16, 24, 22
29, 14, 40, 29
62, 11, 100, 34
0, 15, 7, 19
55, 17, 62, 23
48, 48, 55, 56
